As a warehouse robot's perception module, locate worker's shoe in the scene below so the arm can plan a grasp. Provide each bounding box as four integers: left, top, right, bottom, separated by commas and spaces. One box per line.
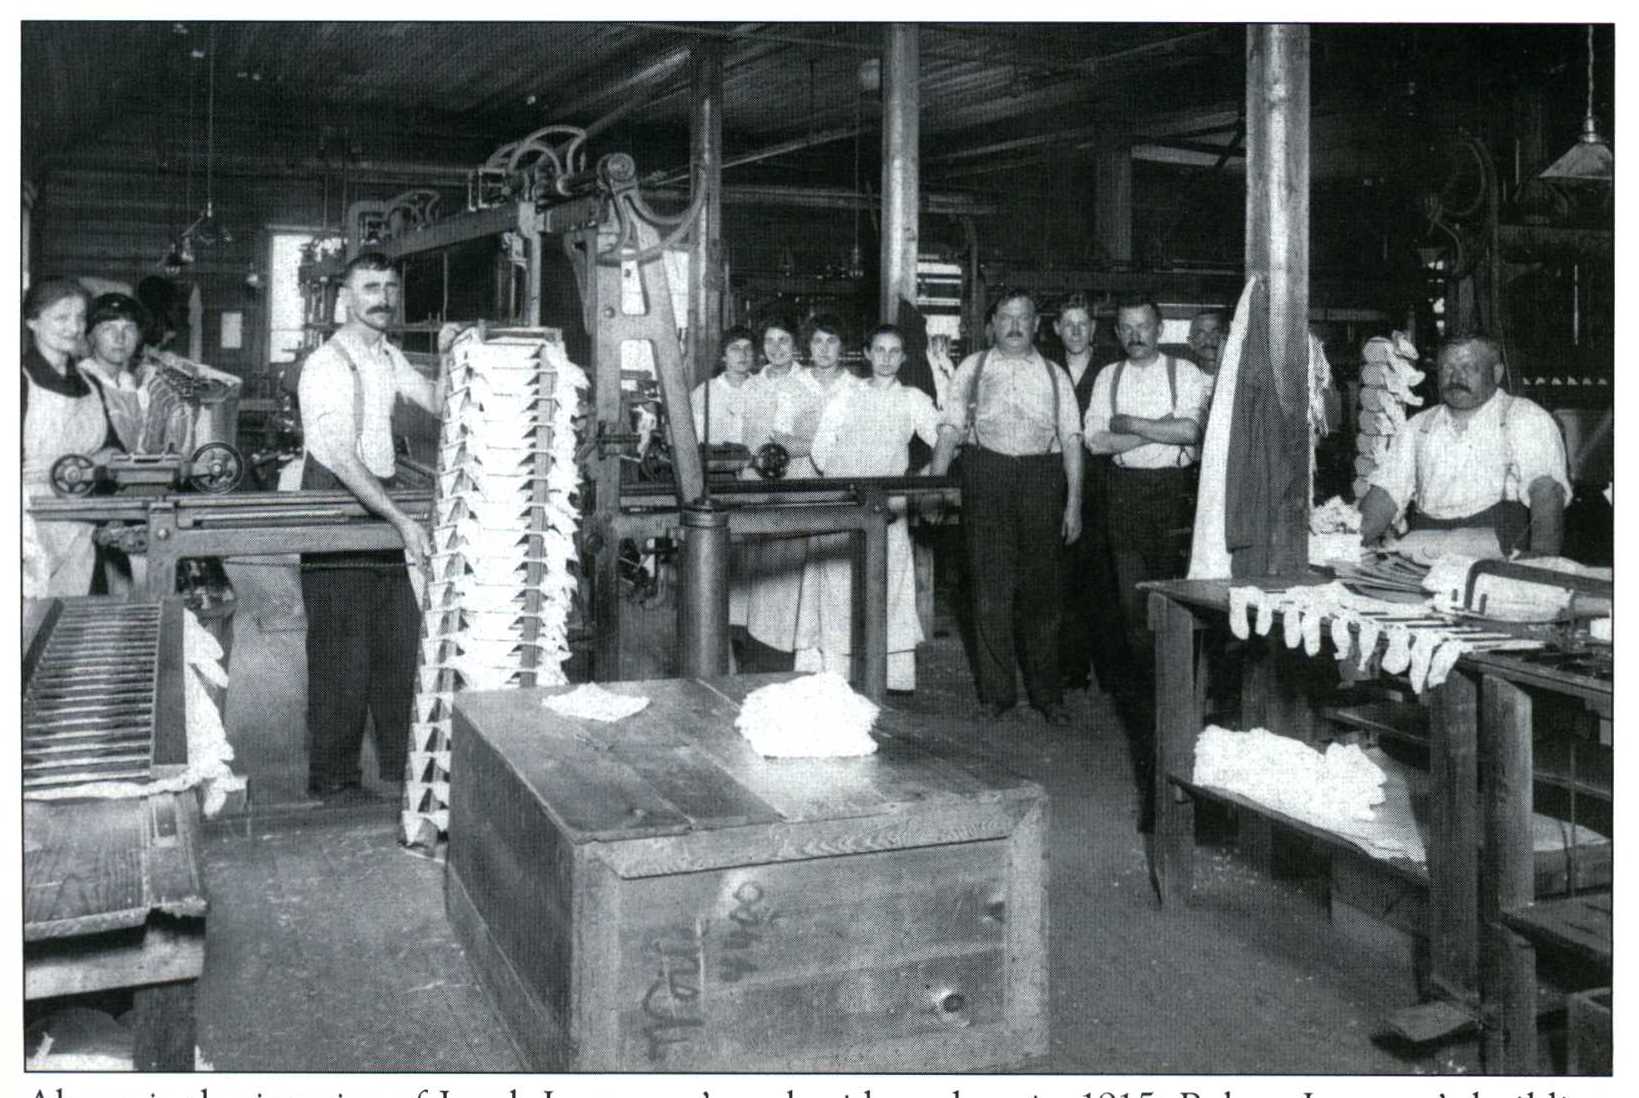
1034, 702, 1074, 727
978, 700, 1015, 721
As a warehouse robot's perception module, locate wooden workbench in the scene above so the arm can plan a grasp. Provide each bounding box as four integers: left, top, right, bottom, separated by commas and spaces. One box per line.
24, 792, 208, 1070
22, 595, 210, 1071
1145, 578, 1612, 1074
446, 674, 1049, 1072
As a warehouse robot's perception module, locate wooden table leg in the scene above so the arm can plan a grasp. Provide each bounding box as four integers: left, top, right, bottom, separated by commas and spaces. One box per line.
130, 979, 197, 1071
1427, 668, 1481, 1007
1150, 590, 1200, 906
1481, 673, 1538, 1074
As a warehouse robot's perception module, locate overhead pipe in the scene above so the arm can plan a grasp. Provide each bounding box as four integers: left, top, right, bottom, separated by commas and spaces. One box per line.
648, 126, 864, 188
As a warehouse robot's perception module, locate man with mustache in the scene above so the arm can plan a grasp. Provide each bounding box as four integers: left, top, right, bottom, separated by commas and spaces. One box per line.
930, 289, 1084, 725
1083, 296, 1211, 828
1359, 333, 1569, 556
296, 251, 443, 801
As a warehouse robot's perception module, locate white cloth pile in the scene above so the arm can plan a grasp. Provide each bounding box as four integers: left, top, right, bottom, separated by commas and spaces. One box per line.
1195, 723, 1387, 822
404, 330, 587, 842
1353, 332, 1424, 502
1195, 726, 1426, 863
736, 673, 880, 758
1199, 727, 1429, 865
1226, 580, 1539, 694
1309, 495, 1364, 567
543, 683, 650, 723
26, 611, 244, 817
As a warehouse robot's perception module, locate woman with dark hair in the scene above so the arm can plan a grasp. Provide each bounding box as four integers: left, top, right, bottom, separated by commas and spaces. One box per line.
22, 277, 106, 596
745, 314, 862, 663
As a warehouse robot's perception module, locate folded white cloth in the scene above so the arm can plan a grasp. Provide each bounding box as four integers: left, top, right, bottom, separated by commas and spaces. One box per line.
543, 683, 651, 723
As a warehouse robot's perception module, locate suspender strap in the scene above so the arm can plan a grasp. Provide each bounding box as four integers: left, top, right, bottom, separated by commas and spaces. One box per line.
328, 339, 368, 455
1111, 356, 1186, 467
967, 349, 1062, 454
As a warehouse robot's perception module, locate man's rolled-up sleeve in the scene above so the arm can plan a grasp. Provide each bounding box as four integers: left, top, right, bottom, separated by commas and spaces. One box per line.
937, 356, 979, 436
1053, 369, 1082, 443
296, 348, 354, 470
1512, 403, 1573, 502
1082, 368, 1113, 444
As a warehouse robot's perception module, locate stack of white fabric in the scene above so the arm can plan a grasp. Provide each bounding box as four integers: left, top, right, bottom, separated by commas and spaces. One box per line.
1193, 725, 1424, 863
403, 330, 587, 843
1308, 495, 1364, 567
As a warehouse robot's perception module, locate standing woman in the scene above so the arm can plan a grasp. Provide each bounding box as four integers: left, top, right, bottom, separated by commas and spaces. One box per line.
22, 278, 108, 597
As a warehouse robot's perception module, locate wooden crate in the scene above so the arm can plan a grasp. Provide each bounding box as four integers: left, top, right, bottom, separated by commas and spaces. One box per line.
1566, 987, 1611, 1075
447, 674, 1049, 1072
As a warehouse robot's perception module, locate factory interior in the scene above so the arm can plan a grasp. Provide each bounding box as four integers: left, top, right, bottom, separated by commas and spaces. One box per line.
17, 18, 1619, 1083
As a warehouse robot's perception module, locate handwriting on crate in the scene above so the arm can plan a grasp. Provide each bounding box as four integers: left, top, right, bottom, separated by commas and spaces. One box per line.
638, 880, 779, 1062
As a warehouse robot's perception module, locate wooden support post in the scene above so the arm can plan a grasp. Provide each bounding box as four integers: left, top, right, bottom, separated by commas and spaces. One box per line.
1481, 673, 1539, 1074
1427, 667, 1481, 1004
688, 41, 724, 387
1149, 590, 1199, 905
1093, 125, 1133, 264
1243, 24, 1311, 576
880, 23, 920, 324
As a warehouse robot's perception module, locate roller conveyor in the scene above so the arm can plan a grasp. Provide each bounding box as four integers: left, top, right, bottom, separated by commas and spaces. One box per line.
21, 599, 190, 791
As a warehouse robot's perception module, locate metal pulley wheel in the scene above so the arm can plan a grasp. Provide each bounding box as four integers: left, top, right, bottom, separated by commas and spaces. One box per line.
753, 442, 791, 481
49, 453, 97, 496
188, 442, 244, 494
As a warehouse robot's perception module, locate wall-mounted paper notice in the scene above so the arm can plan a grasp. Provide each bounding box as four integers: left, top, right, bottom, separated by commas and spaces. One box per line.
220, 311, 243, 350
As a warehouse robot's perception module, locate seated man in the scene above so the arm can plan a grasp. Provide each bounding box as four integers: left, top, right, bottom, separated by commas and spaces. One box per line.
1359, 334, 1570, 557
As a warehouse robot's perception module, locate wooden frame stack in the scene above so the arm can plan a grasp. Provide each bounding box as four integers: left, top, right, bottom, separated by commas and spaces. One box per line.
401, 326, 587, 847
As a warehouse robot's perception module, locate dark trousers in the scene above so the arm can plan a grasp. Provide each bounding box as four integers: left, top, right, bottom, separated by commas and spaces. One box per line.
1105, 465, 1197, 689
1060, 456, 1125, 692
960, 447, 1066, 710
299, 458, 420, 789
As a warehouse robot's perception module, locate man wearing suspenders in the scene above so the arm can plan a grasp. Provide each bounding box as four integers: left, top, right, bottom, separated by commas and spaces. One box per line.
1360, 333, 1569, 556
930, 289, 1084, 725
296, 251, 443, 801
1085, 298, 1211, 822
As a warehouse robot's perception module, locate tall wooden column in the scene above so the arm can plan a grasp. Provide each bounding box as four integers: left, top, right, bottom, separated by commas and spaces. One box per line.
880, 23, 920, 323
1243, 24, 1311, 575
1093, 126, 1133, 264
689, 41, 724, 385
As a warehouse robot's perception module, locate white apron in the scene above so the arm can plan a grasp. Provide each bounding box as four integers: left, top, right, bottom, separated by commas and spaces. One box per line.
794, 381, 940, 690
23, 371, 110, 597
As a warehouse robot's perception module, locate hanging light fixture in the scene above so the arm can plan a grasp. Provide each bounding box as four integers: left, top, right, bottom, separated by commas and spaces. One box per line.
1540, 24, 1613, 184
161, 26, 230, 270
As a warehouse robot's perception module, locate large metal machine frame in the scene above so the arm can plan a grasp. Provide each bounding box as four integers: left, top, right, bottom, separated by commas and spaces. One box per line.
31, 130, 957, 700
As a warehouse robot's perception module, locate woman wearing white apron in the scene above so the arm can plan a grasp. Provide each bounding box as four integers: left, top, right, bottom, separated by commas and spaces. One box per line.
22, 278, 109, 598
737, 318, 807, 669
751, 315, 860, 661
803, 323, 942, 690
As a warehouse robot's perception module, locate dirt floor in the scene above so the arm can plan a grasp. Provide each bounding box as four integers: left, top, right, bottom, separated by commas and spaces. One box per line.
166, 554, 1508, 1077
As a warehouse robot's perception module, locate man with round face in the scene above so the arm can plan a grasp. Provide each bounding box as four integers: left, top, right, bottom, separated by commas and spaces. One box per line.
1359, 334, 1569, 555
929, 289, 1084, 725
1083, 296, 1212, 827
296, 251, 444, 801
79, 293, 194, 456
